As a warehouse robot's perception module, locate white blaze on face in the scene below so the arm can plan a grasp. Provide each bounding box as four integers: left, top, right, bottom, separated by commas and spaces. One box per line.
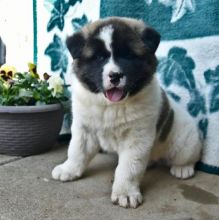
98, 25, 126, 90
99, 25, 113, 51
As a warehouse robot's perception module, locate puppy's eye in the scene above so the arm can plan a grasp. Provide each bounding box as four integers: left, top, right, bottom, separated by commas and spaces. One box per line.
91, 54, 105, 62
117, 50, 137, 60
96, 55, 105, 61
125, 54, 133, 59
124, 52, 137, 59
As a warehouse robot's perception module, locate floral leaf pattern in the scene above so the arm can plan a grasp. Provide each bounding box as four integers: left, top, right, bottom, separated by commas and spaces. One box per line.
47, 0, 69, 32
157, 58, 178, 87
204, 66, 219, 85
44, 0, 57, 12
167, 91, 181, 102
157, 47, 196, 90
204, 66, 219, 113
68, 0, 83, 6
209, 87, 219, 113
45, 34, 68, 74
71, 14, 88, 31
187, 89, 206, 117
169, 0, 196, 23
158, 46, 207, 137
44, 0, 89, 134
198, 118, 208, 140
42, 0, 217, 142
146, 0, 196, 22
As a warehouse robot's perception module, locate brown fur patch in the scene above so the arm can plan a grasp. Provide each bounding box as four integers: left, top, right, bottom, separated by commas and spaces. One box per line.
82, 45, 94, 58
156, 90, 174, 142
81, 17, 146, 39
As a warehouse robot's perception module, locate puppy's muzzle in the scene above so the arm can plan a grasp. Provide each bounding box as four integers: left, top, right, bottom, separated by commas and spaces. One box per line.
109, 71, 124, 86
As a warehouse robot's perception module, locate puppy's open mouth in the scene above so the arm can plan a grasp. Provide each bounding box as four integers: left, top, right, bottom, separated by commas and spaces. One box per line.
104, 88, 126, 102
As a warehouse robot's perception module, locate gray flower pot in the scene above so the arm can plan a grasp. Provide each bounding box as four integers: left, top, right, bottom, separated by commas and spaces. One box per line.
0, 104, 64, 156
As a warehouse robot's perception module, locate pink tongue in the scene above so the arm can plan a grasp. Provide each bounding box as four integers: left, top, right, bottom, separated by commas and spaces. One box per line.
105, 88, 124, 102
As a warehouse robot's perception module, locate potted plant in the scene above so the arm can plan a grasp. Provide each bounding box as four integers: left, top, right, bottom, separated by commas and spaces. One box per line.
0, 63, 69, 156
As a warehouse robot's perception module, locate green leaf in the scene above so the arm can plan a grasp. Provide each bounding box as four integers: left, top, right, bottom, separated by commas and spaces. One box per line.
0, 67, 69, 106
47, 0, 69, 32
45, 34, 68, 73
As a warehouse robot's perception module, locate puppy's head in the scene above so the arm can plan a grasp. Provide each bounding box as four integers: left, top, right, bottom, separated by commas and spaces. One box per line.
66, 17, 160, 102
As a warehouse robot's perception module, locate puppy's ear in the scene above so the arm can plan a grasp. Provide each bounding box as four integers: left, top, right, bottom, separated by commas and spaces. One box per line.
66, 32, 85, 59
141, 27, 160, 53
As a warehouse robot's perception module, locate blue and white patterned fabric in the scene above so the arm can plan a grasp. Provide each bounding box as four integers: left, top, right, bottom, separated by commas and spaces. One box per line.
101, 0, 219, 174
34, 0, 219, 174
34, 0, 100, 134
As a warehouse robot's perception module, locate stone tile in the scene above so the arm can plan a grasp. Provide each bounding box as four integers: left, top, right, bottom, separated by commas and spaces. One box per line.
0, 154, 21, 165
0, 145, 218, 220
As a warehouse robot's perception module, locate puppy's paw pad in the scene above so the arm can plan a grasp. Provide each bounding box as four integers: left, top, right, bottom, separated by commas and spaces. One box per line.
52, 164, 78, 182
111, 192, 143, 208
170, 165, 194, 179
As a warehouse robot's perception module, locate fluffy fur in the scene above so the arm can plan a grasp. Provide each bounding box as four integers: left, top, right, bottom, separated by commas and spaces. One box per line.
52, 17, 202, 208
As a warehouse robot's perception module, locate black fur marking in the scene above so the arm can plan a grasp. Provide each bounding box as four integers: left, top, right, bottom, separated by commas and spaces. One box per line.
74, 38, 110, 93
157, 91, 174, 142
157, 90, 169, 131
67, 18, 159, 97
66, 32, 85, 59
141, 28, 161, 54
111, 24, 156, 96
159, 109, 174, 141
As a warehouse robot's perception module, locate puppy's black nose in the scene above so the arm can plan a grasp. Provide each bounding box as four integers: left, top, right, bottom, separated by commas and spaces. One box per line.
109, 71, 123, 86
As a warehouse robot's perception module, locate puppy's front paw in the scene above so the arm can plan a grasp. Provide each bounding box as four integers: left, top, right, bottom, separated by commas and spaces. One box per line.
52, 162, 82, 182
170, 165, 194, 179
111, 185, 143, 208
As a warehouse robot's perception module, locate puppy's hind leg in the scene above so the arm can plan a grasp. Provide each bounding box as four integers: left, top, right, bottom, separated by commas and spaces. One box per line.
168, 128, 201, 179
170, 164, 195, 179
52, 124, 99, 182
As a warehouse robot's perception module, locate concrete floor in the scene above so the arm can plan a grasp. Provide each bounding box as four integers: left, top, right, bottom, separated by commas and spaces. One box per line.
0, 144, 219, 220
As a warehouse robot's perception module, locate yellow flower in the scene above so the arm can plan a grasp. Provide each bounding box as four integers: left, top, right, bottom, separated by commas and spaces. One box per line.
28, 62, 39, 79
0, 64, 16, 81
48, 75, 64, 97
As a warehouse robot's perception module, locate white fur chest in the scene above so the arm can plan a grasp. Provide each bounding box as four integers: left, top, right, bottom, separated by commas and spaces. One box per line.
72, 76, 161, 152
